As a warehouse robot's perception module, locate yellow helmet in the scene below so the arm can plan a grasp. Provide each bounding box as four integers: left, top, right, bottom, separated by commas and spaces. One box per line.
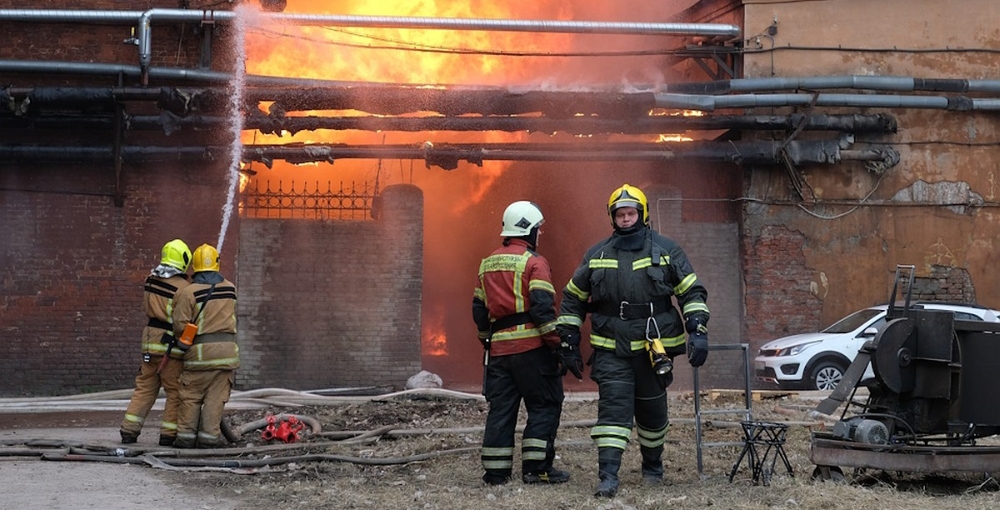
607, 184, 648, 227
191, 244, 220, 272
160, 239, 191, 272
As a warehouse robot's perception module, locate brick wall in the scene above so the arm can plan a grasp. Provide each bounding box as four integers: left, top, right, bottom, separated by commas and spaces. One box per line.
236, 184, 423, 390
741, 224, 824, 356
648, 185, 745, 392
0, 160, 232, 396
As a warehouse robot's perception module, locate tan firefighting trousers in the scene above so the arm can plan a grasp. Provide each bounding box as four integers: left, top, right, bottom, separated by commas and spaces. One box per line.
174, 369, 234, 447
120, 356, 183, 439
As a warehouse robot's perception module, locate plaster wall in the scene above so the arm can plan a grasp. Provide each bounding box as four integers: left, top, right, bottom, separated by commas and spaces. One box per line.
739, 0, 1000, 347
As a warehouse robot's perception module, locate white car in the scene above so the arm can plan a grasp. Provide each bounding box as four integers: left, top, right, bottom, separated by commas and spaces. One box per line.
754, 302, 1000, 391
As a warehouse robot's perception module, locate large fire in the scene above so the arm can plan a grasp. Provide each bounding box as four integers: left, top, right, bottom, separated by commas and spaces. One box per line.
239, 0, 700, 386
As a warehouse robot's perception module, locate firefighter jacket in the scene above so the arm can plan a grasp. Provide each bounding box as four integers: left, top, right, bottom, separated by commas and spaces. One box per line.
142, 274, 190, 360
172, 272, 240, 371
473, 239, 561, 357
557, 225, 709, 355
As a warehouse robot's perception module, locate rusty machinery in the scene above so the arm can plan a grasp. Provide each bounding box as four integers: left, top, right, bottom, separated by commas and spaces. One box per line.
810, 265, 1000, 481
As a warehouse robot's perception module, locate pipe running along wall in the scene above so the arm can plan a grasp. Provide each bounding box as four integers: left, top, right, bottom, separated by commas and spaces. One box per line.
0, 139, 899, 170
0, 8, 741, 80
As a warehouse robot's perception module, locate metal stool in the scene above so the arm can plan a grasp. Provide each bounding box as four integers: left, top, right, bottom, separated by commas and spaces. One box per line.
728, 421, 794, 485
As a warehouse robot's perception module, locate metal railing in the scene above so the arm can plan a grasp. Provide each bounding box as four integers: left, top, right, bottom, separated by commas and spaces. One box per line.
692, 343, 753, 478
241, 180, 378, 220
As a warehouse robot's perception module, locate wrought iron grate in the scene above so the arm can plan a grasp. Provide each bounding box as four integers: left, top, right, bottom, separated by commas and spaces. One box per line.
241, 180, 378, 220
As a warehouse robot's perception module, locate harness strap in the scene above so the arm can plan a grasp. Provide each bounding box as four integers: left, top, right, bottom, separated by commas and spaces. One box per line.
490, 312, 533, 333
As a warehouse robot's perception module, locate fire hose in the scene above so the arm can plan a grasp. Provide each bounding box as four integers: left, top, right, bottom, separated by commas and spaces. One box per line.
231, 413, 322, 444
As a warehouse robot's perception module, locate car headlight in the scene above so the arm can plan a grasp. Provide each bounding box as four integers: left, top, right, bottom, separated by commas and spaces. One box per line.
775, 340, 822, 357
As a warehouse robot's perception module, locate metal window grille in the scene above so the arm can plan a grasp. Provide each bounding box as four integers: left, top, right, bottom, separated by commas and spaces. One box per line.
241, 180, 379, 220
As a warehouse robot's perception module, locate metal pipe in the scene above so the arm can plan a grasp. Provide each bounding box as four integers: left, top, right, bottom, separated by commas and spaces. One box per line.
0, 112, 897, 136
1, 8, 741, 81
0, 8, 741, 37
667, 75, 1000, 95
0, 60, 233, 83
0, 139, 882, 168
654, 92, 991, 112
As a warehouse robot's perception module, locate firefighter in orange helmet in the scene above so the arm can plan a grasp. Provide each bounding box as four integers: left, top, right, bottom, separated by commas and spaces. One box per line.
472, 201, 577, 485
120, 239, 192, 445
557, 184, 710, 497
171, 244, 240, 449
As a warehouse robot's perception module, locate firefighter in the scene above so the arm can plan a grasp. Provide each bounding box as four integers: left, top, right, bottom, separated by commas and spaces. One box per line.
472, 201, 580, 486
120, 239, 192, 445
557, 184, 709, 498
171, 243, 240, 449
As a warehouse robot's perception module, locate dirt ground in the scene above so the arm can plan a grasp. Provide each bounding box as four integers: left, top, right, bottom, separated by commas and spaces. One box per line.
2, 391, 1000, 510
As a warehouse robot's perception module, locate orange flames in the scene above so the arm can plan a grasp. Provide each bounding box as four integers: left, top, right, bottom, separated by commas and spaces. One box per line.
238, 1, 703, 374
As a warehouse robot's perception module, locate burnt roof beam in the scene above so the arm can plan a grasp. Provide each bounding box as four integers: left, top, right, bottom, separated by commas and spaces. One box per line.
0, 139, 899, 171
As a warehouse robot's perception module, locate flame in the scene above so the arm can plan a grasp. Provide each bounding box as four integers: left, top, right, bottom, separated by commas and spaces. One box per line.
422, 308, 449, 356
237, 1, 697, 382
656, 133, 693, 142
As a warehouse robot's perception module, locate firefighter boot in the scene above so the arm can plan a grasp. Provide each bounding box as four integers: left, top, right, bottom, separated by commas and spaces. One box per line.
523, 468, 570, 484
159, 434, 176, 447
523, 452, 570, 484
482, 469, 512, 486
120, 430, 138, 444
641, 445, 665, 486
594, 448, 623, 498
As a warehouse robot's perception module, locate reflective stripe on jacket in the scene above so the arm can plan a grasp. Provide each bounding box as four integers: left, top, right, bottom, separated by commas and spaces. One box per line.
141, 274, 190, 359
173, 278, 240, 371
558, 226, 709, 353
472, 239, 560, 357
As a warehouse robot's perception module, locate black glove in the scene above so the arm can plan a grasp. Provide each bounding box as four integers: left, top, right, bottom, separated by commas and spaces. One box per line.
685, 315, 709, 367
478, 335, 490, 349
688, 332, 708, 367
557, 331, 584, 380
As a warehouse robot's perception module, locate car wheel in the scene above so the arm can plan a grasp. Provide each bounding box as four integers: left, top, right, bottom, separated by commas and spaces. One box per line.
810, 361, 845, 391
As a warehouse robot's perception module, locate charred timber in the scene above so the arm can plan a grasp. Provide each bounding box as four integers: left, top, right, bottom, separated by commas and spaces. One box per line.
0, 140, 900, 170
0, 112, 897, 135
241, 112, 896, 135
240, 87, 658, 118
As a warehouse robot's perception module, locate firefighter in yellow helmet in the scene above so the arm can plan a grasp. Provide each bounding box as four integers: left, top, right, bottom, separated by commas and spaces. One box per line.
557, 184, 710, 497
120, 239, 192, 445
171, 243, 240, 448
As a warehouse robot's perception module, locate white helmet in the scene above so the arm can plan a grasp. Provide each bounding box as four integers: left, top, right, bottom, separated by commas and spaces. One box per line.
500, 201, 544, 237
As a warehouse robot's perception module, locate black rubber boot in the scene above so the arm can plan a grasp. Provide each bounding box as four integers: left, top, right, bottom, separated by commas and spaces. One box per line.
641, 445, 664, 486
594, 448, 623, 498
523, 468, 570, 484
119, 430, 138, 444
158, 434, 176, 447
482, 469, 512, 486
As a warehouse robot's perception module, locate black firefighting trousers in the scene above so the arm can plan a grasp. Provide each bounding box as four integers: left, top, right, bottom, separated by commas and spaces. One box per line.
481, 346, 564, 478
589, 349, 670, 479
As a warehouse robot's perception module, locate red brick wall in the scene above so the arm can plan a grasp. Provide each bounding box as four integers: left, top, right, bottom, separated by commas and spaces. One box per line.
0, 160, 233, 396
236, 184, 424, 390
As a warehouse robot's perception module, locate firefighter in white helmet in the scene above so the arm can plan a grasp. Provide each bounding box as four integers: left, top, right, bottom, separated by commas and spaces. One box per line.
557, 184, 710, 497
472, 200, 577, 485
120, 239, 192, 445
171, 243, 240, 449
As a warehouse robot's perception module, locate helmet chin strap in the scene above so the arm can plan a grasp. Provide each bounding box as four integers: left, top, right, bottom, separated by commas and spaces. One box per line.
502, 227, 539, 250
614, 222, 643, 235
